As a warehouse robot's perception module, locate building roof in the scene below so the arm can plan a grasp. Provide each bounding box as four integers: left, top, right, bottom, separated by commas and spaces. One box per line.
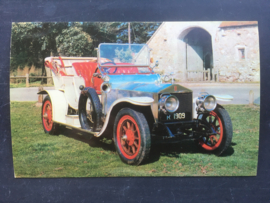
219, 21, 258, 28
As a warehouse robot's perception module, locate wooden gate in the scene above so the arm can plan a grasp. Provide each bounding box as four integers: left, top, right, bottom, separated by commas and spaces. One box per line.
186, 69, 218, 82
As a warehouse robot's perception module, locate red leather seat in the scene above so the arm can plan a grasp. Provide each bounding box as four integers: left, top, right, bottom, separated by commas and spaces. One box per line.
72, 62, 103, 94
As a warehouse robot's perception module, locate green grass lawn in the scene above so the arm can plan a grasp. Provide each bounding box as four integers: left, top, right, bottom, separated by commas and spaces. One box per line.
10, 102, 260, 177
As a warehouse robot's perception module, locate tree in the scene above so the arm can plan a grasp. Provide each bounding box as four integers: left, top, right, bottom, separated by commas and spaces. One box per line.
10, 23, 43, 72
10, 22, 161, 78
10, 22, 69, 77
82, 22, 161, 45
113, 22, 161, 43
56, 25, 93, 57
82, 22, 119, 46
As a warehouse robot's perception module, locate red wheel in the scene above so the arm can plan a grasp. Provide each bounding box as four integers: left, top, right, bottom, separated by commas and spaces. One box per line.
113, 108, 151, 165
198, 107, 233, 155
199, 111, 223, 150
41, 95, 59, 135
116, 115, 141, 159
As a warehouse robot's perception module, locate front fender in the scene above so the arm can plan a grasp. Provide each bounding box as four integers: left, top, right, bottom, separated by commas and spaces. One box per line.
95, 97, 154, 137
213, 94, 234, 101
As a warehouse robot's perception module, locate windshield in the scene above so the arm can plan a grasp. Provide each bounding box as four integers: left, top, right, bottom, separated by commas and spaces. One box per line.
98, 43, 150, 67
98, 43, 152, 75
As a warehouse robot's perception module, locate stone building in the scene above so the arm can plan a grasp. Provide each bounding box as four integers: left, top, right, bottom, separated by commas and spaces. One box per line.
147, 21, 260, 82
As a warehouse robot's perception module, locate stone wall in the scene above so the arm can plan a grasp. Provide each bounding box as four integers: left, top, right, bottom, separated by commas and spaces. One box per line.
147, 22, 222, 81
147, 23, 184, 80
147, 22, 260, 82
214, 25, 260, 82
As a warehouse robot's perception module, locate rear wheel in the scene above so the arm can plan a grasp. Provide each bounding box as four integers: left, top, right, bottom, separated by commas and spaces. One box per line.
198, 107, 233, 155
113, 108, 151, 165
42, 95, 60, 135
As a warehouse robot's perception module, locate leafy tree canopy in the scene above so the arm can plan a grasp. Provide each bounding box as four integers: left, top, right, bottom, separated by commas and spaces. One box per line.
56, 26, 93, 57
115, 22, 161, 43
11, 22, 69, 72
10, 22, 161, 74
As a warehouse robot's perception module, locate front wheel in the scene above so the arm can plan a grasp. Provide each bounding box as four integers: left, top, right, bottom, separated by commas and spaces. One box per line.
198, 107, 233, 156
113, 108, 151, 165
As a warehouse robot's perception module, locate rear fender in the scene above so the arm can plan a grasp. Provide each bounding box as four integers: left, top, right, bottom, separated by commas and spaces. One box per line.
38, 90, 68, 123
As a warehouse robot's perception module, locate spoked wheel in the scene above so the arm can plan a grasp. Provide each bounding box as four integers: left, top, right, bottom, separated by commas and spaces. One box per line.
117, 115, 141, 159
198, 107, 233, 156
113, 108, 151, 165
42, 95, 59, 135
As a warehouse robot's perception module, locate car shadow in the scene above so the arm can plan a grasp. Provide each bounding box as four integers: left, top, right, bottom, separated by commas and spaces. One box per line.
146, 140, 235, 165
59, 126, 235, 165
59, 126, 116, 152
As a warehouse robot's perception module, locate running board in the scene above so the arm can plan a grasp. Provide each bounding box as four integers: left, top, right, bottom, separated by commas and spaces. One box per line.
53, 115, 100, 136
65, 115, 80, 127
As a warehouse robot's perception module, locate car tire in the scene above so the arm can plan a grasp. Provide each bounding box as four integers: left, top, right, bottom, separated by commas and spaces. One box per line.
113, 108, 151, 165
78, 87, 102, 132
41, 95, 60, 135
198, 107, 233, 156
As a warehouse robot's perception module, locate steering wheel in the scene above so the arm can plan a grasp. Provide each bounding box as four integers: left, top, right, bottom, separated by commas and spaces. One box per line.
101, 61, 118, 74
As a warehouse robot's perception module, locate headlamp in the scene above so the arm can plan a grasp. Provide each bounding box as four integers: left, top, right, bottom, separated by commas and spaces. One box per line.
159, 95, 179, 113
196, 93, 217, 112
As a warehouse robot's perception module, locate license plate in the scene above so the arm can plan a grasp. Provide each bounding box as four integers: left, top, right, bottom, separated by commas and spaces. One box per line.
166, 113, 185, 120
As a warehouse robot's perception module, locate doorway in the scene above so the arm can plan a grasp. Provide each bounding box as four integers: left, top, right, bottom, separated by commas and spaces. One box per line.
182, 28, 213, 81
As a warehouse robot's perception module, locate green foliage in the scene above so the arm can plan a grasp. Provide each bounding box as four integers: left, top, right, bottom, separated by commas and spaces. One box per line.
82, 22, 120, 47
10, 22, 161, 72
56, 26, 93, 57
11, 103, 259, 177
114, 22, 161, 43
11, 23, 42, 71
29, 73, 40, 83
10, 22, 69, 72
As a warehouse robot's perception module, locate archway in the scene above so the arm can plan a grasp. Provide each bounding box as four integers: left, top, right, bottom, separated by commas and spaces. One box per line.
180, 27, 213, 81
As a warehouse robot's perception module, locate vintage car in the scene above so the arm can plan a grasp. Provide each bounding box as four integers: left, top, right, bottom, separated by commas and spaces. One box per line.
39, 43, 233, 165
